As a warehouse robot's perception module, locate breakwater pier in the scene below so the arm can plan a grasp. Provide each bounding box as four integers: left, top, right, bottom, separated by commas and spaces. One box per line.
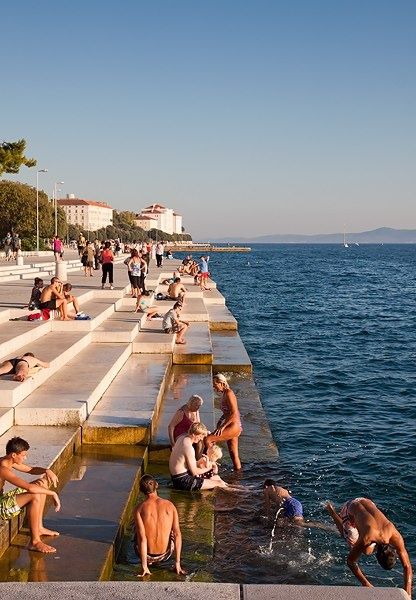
0, 254, 408, 598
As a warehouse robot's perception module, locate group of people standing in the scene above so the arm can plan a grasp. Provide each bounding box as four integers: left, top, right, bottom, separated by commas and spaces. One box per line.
2, 232, 21, 260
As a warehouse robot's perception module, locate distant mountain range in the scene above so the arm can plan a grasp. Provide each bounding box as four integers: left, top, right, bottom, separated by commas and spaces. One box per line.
211, 227, 416, 244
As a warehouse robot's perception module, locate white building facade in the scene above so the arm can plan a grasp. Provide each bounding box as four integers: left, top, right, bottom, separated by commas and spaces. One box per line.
134, 204, 183, 235
58, 195, 113, 232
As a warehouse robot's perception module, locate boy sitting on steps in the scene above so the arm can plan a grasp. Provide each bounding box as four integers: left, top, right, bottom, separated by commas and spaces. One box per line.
0, 437, 61, 553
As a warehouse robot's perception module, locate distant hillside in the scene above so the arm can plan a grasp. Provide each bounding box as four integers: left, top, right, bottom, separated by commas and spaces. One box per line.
211, 227, 416, 244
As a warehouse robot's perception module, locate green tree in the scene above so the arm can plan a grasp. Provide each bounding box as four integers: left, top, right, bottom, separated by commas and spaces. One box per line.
0, 140, 36, 176
0, 180, 65, 250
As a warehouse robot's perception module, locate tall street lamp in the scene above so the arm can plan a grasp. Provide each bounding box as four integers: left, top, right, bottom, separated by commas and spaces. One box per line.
36, 169, 48, 253
53, 181, 64, 236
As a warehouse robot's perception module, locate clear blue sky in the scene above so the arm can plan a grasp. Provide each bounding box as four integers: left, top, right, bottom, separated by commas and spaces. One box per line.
2, 1, 415, 240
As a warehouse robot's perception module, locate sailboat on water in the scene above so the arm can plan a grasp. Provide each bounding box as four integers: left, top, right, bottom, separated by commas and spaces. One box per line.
343, 230, 349, 248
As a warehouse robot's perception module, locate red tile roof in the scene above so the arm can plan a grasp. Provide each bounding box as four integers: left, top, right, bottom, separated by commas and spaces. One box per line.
58, 198, 112, 209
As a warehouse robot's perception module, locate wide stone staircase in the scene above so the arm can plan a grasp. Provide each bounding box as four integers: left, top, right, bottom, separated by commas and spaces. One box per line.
0, 260, 256, 579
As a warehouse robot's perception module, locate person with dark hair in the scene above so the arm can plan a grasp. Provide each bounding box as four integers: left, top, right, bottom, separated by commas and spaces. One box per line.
132, 475, 185, 577
167, 277, 187, 302
101, 241, 114, 290
263, 480, 304, 523
27, 277, 44, 310
127, 249, 142, 298
0, 437, 61, 553
162, 302, 189, 345
326, 497, 412, 595
0, 352, 49, 382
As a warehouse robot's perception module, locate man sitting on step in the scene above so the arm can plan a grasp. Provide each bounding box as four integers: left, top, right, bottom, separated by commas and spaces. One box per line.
167, 277, 187, 302
133, 474, 185, 577
0, 437, 61, 553
40, 277, 69, 320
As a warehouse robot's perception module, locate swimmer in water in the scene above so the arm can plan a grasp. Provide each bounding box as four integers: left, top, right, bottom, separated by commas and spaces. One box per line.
263, 480, 304, 523
326, 497, 412, 596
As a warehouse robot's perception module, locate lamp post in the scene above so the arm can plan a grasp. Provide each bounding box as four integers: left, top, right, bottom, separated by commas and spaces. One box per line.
36, 169, 48, 253
54, 181, 64, 236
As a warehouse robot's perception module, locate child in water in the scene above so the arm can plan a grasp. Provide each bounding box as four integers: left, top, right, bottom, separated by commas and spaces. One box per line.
197, 444, 223, 477
263, 479, 304, 523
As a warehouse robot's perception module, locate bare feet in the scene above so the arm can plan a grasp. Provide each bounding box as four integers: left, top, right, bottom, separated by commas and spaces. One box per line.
39, 527, 59, 537
176, 340, 186, 345
28, 541, 57, 553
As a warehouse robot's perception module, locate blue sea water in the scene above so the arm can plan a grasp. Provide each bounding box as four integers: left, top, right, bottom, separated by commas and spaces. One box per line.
209, 244, 415, 586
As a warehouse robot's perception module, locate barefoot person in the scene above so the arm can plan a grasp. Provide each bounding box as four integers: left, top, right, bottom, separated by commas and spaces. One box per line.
263, 480, 304, 523
326, 497, 412, 596
205, 373, 242, 470
40, 277, 69, 320
167, 278, 187, 302
0, 437, 61, 553
169, 423, 228, 491
133, 475, 185, 577
0, 353, 49, 382
162, 302, 189, 345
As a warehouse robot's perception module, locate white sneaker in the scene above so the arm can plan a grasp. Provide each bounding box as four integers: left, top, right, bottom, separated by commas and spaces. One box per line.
110, 285, 114, 290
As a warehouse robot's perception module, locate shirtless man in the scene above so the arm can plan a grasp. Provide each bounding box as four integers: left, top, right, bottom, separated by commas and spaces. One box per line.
326, 497, 412, 596
0, 437, 61, 553
40, 277, 69, 320
169, 422, 228, 491
167, 278, 187, 302
133, 475, 185, 577
0, 352, 49, 382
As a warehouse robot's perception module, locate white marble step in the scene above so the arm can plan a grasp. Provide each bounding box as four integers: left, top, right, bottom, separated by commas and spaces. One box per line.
91, 303, 142, 342
50, 297, 118, 332
0, 331, 91, 407
132, 319, 176, 354
0, 426, 80, 493
83, 354, 171, 444
172, 322, 212, 365
14, 343, 131, 426
0, 320, 51, 359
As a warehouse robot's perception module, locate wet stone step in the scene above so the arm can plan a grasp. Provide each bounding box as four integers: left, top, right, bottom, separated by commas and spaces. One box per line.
211, 331, 252, 372
82, 354, 172, 445
0, 445, 146, 582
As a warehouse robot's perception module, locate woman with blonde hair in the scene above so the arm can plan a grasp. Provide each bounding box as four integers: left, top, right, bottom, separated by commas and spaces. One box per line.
206, 373, 242, 470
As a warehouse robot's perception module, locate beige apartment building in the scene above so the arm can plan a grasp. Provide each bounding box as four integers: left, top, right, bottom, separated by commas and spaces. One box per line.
58, 195, 113, 232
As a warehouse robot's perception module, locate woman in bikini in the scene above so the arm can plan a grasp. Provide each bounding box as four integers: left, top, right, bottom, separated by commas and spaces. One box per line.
0, 353, 49, 382
205, 373, 242, 470
168, 395, 203, 447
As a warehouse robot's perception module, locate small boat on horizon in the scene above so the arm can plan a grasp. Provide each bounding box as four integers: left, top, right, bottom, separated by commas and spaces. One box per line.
343, 231, 349, 248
